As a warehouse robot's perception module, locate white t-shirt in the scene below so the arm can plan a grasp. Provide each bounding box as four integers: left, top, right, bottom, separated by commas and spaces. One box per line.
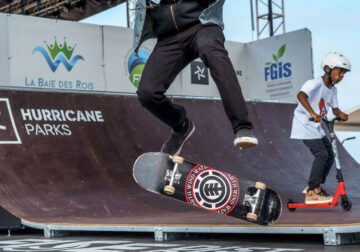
290, 76, 338, 139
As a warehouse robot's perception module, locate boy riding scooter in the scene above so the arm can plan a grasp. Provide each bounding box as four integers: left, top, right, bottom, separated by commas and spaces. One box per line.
290, 52, 351, 204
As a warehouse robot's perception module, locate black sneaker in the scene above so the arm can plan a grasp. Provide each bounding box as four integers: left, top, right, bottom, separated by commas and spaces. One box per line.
320, 187, 330, 197
160, 119, 195, 155
234, 128, 258, 150
302, 184, 328, 195
305, 187, 333, 204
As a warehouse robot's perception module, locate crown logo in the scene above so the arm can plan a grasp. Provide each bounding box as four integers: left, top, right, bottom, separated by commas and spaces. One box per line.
33, 36, 84, 72
44, 37, 76, 60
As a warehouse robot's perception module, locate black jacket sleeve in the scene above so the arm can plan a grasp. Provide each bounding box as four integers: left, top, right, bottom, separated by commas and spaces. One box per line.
194, 0, 216, 7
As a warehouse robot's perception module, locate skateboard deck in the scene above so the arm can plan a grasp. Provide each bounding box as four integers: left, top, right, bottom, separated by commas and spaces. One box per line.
133, 152, 282, 225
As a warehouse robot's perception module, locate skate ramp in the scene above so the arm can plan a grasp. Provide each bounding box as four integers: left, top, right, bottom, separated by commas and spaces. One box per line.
0, 90, 360, 236
336, 105, 360, 131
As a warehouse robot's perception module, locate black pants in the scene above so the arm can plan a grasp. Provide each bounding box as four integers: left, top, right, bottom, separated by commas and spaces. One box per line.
137, 23, 253, 133
303, 136, 335, 190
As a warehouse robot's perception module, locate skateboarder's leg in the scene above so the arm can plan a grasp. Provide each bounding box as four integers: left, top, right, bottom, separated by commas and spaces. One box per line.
137, 37, 195, 155
194, 25, 257, 149
137, 39, 188, 131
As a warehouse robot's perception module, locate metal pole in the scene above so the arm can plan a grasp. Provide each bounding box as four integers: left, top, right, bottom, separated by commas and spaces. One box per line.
36, 0, 41, 16
126, 0, 130, 28
341, 137, 356, 145
256, 0, 259, 39
7, 0, 11, 14
20, 0, 24, 14
268, 0, 273, 36
250, 0, 255, 31
282, 0, 286, 33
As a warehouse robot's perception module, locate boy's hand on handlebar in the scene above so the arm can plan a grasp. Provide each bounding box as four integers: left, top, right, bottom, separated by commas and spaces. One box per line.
310, 113, 322, 123
338, 112, 349, 122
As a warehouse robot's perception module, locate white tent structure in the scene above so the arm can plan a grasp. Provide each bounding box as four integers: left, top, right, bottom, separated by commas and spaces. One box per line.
335, 106, 360, 132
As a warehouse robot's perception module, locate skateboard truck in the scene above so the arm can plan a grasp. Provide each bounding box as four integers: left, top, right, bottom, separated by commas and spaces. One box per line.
164, 155, 184, 195
243, 182, 266, 221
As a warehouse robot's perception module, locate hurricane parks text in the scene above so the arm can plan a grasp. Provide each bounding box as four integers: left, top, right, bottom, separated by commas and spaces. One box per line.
21, 108, 104, 136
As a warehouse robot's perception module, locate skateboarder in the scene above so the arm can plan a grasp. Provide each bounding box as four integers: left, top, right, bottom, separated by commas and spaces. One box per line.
290, 52, 351, 204
133, 0, 258, 155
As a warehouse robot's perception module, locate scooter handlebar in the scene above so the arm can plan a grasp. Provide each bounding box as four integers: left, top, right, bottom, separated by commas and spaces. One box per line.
308, 116, 341, 123
309, 116, 341, 133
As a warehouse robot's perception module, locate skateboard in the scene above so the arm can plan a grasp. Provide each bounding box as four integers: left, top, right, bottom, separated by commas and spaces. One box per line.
133, 152, 282, 225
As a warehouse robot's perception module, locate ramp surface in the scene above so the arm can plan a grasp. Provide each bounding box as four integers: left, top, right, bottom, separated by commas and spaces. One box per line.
0, 90, 360, 232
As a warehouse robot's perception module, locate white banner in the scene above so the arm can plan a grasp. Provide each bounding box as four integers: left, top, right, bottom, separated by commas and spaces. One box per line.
0, 14, 9, 86
0, 13, 313, 104
246, 29, 313, 102
177, 41, 246, 98
8, 14, 104, 92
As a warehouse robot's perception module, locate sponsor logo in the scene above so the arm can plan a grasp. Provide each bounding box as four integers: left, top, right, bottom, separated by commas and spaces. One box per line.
191, 61, 209, 85
185, 165, 239, 215
0, 98, 21, 144
264, 44, 293, 98
20, 108, 104, 137
126, 48, 150, 88
0, 98, 106, 140
264, 44, 292, 82
32, 37, 84, 72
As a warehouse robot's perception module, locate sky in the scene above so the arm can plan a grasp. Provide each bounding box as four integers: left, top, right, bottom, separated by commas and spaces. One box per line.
81, 0, 360, 163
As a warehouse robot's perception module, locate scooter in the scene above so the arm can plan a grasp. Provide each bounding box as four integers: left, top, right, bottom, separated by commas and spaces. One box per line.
287, 116, 352, 211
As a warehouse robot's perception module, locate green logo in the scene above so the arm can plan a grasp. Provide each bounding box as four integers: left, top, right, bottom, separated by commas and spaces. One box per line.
264, 44, 292, 82
32, 37, 84, 72
46, 39, 75, 61
266, 44, 286, 65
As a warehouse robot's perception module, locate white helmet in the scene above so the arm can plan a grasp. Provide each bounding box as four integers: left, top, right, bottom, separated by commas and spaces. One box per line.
321, 52, 351, 72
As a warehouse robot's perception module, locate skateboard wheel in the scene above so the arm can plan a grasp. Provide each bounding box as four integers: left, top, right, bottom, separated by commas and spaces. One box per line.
164, 185, 176, 195
171, 156, 184, 164
246, 212, 258, 221
255, 182, 266, 190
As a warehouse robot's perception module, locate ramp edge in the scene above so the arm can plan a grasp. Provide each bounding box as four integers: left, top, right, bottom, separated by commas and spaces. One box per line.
22, 219, 360, 246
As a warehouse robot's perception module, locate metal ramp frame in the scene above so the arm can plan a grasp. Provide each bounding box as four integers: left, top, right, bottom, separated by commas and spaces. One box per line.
22, 220, 360, 246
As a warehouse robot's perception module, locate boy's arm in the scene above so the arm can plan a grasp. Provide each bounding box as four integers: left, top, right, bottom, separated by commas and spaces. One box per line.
297, 91, 322, 122
332, 108, 349, 121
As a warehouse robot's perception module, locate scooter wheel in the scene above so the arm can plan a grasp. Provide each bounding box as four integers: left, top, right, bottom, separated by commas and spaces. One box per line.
341, 196, 352, 211
287, 199, 296, 212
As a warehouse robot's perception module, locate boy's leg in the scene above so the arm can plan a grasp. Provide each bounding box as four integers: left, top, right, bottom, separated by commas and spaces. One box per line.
321, 136, 335, 184
303, 138, 334, 204
302, 136, 334, 195
303, 139, 330, 190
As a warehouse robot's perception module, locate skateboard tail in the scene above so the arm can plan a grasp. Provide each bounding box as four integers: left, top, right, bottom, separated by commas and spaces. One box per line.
133, 152, 170, 194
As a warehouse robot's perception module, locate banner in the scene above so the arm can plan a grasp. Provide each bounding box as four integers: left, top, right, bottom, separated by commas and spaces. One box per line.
246, 29, 313, 102
8, 14, 104, 92
0, 15, 9, 86
0, 13, 313, 103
